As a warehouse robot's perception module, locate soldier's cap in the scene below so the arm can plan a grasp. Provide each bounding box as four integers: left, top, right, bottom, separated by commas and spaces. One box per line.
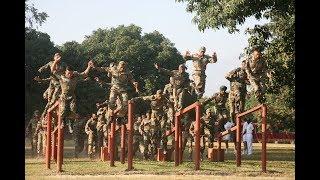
206, 108, 212, 114
179, 64, 187, 69
199, 46, 206, 52
220, 85, 227, 91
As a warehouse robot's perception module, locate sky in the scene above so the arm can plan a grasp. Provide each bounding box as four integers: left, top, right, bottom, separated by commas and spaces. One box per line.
29, 0, 268, 97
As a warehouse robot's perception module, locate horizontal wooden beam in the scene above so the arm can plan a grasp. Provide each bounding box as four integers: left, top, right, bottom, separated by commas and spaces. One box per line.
237, 104, 264, 118
175, 102, 200, 117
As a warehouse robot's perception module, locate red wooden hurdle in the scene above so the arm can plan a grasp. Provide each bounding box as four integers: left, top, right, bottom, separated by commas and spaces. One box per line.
217, 104, 268, 172
45, 100, 63, 172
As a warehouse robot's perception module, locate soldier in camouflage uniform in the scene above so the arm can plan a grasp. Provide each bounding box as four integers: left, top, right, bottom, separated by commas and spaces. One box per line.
225, 61, 249, 123
52, 59, 93, 157
154, 63, 190, 112
139, 112, 156, 160
85, 113, 98, 159
189, 108, 216, 160
26, 110, 41, 157
51, 59, 93, 123
131, 90, 173, 154
183, 47, 218, 98
96, 107, 107, 156
36, 53, 66, 122
243, 47, 271, 103
163, 77, 175, 127
202, 85, 229, 133
94, 61, 138, 120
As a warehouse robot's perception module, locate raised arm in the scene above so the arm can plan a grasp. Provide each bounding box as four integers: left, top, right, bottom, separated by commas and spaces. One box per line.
50, 54, 62, 73
154, 63, 174, 76
38, 61, 52, 73
80, 60, 94, 78
183, 51, 197, 61
34, 76, 51, 83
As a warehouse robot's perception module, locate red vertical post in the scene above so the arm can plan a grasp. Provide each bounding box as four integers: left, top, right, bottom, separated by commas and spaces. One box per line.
261, 105, 267, 172
194, 104, 200, 170
178, 120, 183, 164
236, 116, 241, 167
45, 112, 52, 169
127, 101, 134, 170
174, 115, 179, 166
110, 114, 116, 167
57, 106, 63, 172
108, 126, 111, 154
52, 131, 57, 162
120, 124, 126, 164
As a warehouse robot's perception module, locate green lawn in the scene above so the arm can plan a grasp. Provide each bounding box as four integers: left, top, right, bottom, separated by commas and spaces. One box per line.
25, 140, 294, 178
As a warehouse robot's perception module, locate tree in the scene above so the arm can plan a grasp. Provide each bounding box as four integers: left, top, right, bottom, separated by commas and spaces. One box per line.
25, 0, 48, 29
176, 0, 295, 130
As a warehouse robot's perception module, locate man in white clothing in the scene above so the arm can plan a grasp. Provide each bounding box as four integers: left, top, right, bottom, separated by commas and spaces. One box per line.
244, 118, 254, 155
242, 120, 248, 155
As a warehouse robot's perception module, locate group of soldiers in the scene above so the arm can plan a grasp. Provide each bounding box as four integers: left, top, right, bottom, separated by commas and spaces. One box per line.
26, 46, 270, 160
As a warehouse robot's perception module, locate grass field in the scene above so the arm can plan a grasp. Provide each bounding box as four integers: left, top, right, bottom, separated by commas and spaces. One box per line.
25, 140, 295, 179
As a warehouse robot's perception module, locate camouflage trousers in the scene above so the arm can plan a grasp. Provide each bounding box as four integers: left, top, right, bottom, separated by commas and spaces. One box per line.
87, 131, 98, 156
175, 88, 188, 111
142, 130, 156, 159
166, 107, 174, 127
60, 96, 77, 119
192, 72, 206, 98
102, 124, 109, 147
38, 131, 46, 156
186, 129, 213, 160
229, 91, 246, 122
30, 131, 46, 156
96, 131, 104, 156
41, 83, 61, 120
216, 108, 228, 132
247, 75, 267, 103
152, 111, 169, 152
108, 86, 129, 117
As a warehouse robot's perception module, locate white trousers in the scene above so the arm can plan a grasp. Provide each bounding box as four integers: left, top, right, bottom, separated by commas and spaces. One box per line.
246, 133, 253, 155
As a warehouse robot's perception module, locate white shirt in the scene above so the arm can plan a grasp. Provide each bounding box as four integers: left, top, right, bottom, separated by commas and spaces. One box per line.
242, 121, 248, 134
224, 121, 234, 130
245, 122, 254, 134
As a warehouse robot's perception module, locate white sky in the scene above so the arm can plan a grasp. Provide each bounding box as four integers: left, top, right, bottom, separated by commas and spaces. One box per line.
29, 0, 269, 97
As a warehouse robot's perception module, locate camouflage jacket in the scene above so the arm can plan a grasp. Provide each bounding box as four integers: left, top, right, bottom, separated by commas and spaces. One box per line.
54, 71, 85, 98
158, 67, 190, 90
184, 54, 217, 74
98, 66, 135, 92
225, 67, 248, 94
